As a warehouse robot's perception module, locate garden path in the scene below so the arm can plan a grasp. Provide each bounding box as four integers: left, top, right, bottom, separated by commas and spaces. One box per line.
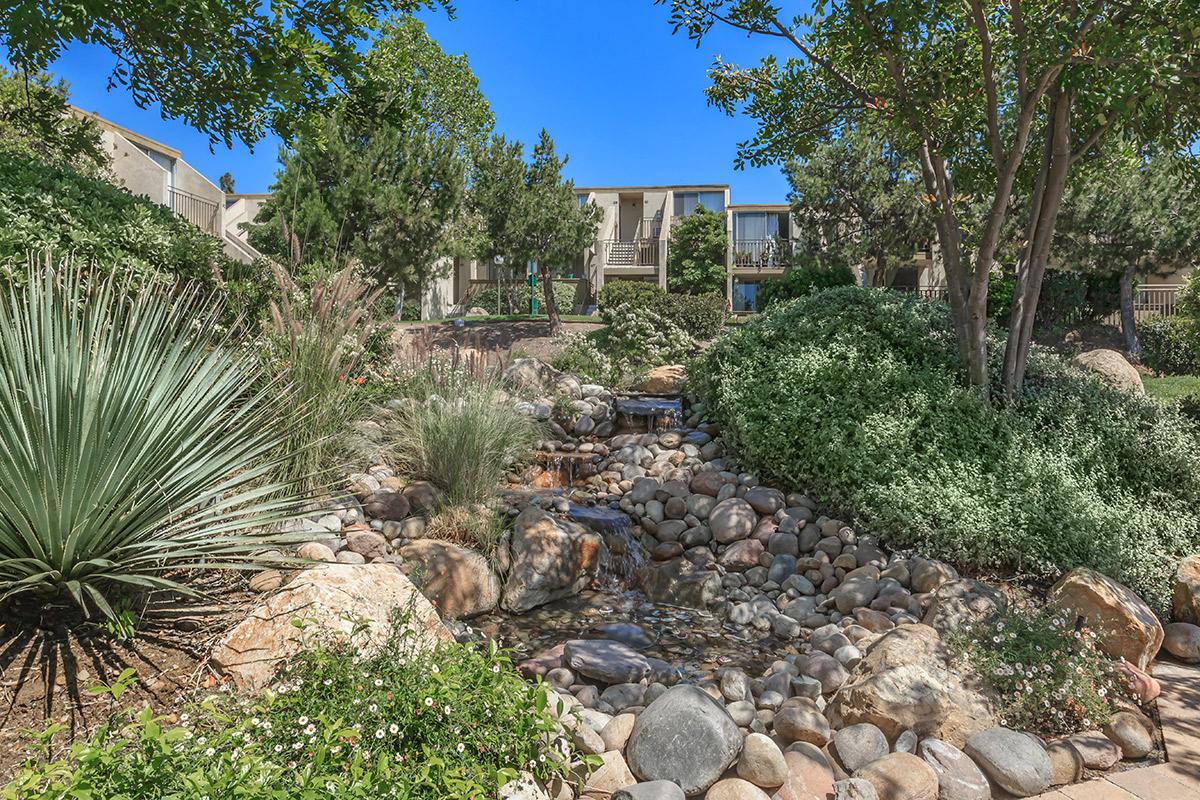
1031, 660, 1200, 799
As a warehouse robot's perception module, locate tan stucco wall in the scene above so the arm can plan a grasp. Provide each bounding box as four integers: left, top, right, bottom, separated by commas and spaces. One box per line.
100, 129, 168, 203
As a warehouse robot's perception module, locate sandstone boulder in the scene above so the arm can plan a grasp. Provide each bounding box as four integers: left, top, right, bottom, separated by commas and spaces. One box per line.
1048, 567, 1163, 670
501, 507, 605, 613
1173, 555, 1200, 625
636, 365, 686, 394
399, 539, 501, 618
1072, 349, 1144, 394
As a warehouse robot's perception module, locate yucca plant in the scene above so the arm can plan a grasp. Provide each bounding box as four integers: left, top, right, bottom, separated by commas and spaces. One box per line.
0, 270, 310, 618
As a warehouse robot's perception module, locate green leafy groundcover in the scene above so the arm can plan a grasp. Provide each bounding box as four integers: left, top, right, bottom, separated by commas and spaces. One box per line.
693, 286, 1200, 613
4, 618, 577, 800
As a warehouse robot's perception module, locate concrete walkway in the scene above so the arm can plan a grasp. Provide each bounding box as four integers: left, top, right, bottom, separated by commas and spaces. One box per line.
1031, 661, 1200, 799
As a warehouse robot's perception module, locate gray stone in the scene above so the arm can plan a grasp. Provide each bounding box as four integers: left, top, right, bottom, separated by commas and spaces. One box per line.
833, 723, 890, 773
1065, 731, 1121, 770
964, 727, 1051, 797
710, 498, 758, 544
773, 698, 830, 746
612, 782, 686, 800
626, 685, 743, 796
894, 730, 919, 755
833, 575, 880, 614
744, 486, 786, 515
767, 554, 798, 584
918, 738, 990, 800
737, 732, 789, 788
833, 778, 879, 800
922, 579, 1006, 636
1103, 711, 1153, 759
630, 477, 660, 504
1164, 621, 1200, 662
563, 639, 650, 684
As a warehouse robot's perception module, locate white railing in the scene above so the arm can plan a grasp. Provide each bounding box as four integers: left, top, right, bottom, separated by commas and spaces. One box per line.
732, 239, 792, 268
604, 238, 660, 268
168, 187, 220, 236
1101, 284, 1182, 326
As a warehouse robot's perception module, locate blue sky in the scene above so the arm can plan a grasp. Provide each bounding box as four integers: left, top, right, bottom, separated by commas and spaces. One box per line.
14, 0, 795, 202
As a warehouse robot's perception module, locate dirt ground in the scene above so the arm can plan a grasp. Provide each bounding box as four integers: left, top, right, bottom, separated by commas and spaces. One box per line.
392, 319, 604, 366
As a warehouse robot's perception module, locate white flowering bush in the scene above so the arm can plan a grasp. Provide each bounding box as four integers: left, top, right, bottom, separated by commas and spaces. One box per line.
4, 614, 581, 799
554, 303, 695, 387
949, 606, 1130, 736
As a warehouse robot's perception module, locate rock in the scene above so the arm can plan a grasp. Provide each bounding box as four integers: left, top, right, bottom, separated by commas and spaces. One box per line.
1073, 348, 1144, 394
832, 723, 889, 773
1045, 741, 1084, 786
641, 557, 722, 608
564, 639, 651, 684
918, 739, 989, 800
518, 644, 566, 678
335, 550, 366, 564
627, 685, 744, 795
499, 771, 552, 800
744, 487, 786, 516
574, 724, 607, 755
738, 732, 789, 788
826, 625, 995, 747
691, 470, 737, 497
501, 507, 605, 613
798, 651, 849, 695
504, 358, 565, 393
210, 564, 451, 691
964, 727, 1051, 797
362, 490, 411, 521
893, 730, 918, 755
910, 560, 957, 594
613, 782, 687, 800
853, 752, 938, 800
1164, 622, 1200, 662
601, 713, 637, 752
592, 622, 655, 650
297, 541, 337, 562
401, 481, 441, 515
1103, 711, 1153, 759
921, 579, 1005, 636
248, 569, 283, 593
1065, 732, 1121, 769
706, 779, 772, 800
710, 498, 758, 544
630, 477, 661, 504
833, 778, 878, 800
773, 698, 831, 746
721, 539, 766, 572
636, 365, 686, 394
1116, 661, 1161, 703
1048, 567, 1163, 670
344, 528, 388, 559
580, 751, 637, 798
399, 540, 500, 618
1173, 555, 1200, 624
833, 575, 879, 615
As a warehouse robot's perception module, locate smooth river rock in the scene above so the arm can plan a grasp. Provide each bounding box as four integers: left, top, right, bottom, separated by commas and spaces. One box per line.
626, 685, 744, 795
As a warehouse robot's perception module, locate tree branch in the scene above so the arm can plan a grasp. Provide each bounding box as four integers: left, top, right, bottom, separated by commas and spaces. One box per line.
969, 0, 1005, 172
768, 16, 876, 103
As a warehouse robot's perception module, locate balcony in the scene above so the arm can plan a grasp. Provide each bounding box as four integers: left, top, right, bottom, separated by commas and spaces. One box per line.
168, 186, 221, 236
732, 238, 792, 269
603, 238, 660, 268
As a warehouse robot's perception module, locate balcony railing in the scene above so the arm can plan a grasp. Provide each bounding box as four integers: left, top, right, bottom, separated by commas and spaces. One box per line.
168, 186, 220, 236
604, 238, 660, 268
732, 238, 792, 268
1101, 284, 1182, 326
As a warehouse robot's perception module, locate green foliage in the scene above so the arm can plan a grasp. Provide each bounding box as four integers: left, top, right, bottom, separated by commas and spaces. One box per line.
0, 150, 247, 294
949, 607, 1127, 736
1, 1, 451, 148
1139, 316, 1200, 375
383, 362, 540, 507
262, 264, 385, 497
987, 270, 1121, 326
599, 280, 665, 314
470, 279, 578, 316
1144, 375, 1200, 421
3, 617, 577, 799
785, 124, 932, 287
758, 263, 857, 309
552, 333, 616, 385
668, 206, 728, 294
0, 68, 105, 175
0, 271, 308, 619
557, 304, 695, 387
694, 286, 1200, 613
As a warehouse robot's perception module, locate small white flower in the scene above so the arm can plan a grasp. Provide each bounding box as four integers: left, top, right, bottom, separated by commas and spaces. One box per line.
298, 716, 309, 726
204, 747, 215, 757
374, 678, 384, 687
431, 664, 440, 674
389, 724, 399, 734
375, 729, 385, 739
456, 742, 465, 753
424, 697, 434, 707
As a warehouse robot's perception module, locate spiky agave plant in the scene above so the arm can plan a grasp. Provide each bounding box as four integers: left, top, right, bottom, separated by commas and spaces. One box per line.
0, 270, 310, 618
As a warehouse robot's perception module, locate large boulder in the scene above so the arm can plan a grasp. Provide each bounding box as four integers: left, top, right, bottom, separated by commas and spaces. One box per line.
503, 357, 565, 393
399, 539, 501, 618
1047, 567, 1163, 670
917, 739, 990, 800
564, 639, 651, 684
853, 752, 938, 800
825, 625, 995, 747
640, 557, 721, 608
1072, 349, 1144, 395
500, 507, 606, 613
964, 727, 1052, 797
635, 365, 686, 394
210, 563, 451, 691
626, 685, 743, 796
1172, 555, 1200, 625
1164, 621, 1200, 662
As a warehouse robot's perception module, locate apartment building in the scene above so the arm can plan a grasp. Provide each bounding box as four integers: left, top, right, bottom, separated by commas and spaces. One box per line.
74, 109, 260, 264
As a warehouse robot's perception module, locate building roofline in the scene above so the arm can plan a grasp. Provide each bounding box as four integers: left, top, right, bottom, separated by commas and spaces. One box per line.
70, 107, 183, 160
227, 192, 273, 200
573, 184, 730, 193
728, 202, 792, 211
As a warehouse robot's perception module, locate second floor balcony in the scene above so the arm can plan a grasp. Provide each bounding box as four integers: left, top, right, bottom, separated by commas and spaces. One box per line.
603, 238, 660, 268
732, 238, 793, 269
168, 186, 221, 236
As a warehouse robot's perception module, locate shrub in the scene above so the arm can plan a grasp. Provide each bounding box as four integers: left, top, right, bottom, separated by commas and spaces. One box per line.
758, 263, 856, 309
694, 286, 1200, 612
469, 280, 577, 316
948, 607, 1127, 736
385, 370, 539, 507
1139, 315, 1200, 374
667, 206, 728, 295
553, 303, 696, 387
263, 264, 385, 497
0, 271, 307, 619
598, 279, 665, 315
4, 615, 578, 799
658, 292, 727, 340
989, 269, 1121, 326
552, 332, 615, 385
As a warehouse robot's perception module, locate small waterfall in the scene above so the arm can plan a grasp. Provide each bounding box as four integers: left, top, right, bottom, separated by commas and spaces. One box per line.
615, 396, 684, 433
566, 503, 646, 590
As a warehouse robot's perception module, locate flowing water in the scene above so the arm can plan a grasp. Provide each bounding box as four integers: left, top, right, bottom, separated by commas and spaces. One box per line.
614, 396, 684, 433
566, 503, 646, 590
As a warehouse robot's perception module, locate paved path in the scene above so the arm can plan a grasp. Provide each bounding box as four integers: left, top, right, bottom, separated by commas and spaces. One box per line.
1031, 660, 1200, 799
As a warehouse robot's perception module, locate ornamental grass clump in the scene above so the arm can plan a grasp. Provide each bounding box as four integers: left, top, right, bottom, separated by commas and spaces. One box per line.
0, 271, 309, 619
4, 614, 582, 799
949, 607, 1129, 736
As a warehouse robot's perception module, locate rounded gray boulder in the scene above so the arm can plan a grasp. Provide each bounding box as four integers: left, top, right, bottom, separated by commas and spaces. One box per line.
626, 684, 743, 795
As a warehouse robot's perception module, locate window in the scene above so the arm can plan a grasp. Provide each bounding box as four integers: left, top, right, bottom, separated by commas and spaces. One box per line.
732, 280, 760, 313
576, 193, 590, 207
674, 191, 725, 217
734, 212, 781, 241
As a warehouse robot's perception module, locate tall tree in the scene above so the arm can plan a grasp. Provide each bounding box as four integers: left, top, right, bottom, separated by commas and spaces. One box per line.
669, 205, 728, 294
785, 125, 932, 287
218, 172, 236, 194
1055, 147, 1200, 357
0, 0, 448, 148
471, 131, 602, 335
661, 0, 1200, 398
0, 68, 104, 175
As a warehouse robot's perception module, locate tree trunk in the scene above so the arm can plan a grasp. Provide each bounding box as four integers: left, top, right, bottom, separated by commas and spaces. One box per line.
1120, 260, 1141, 358
1003, 91, 1072, 398
540, 263, 561, 336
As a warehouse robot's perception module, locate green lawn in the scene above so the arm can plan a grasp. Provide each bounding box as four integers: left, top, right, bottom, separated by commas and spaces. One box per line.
1143, 374, 1200, 400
